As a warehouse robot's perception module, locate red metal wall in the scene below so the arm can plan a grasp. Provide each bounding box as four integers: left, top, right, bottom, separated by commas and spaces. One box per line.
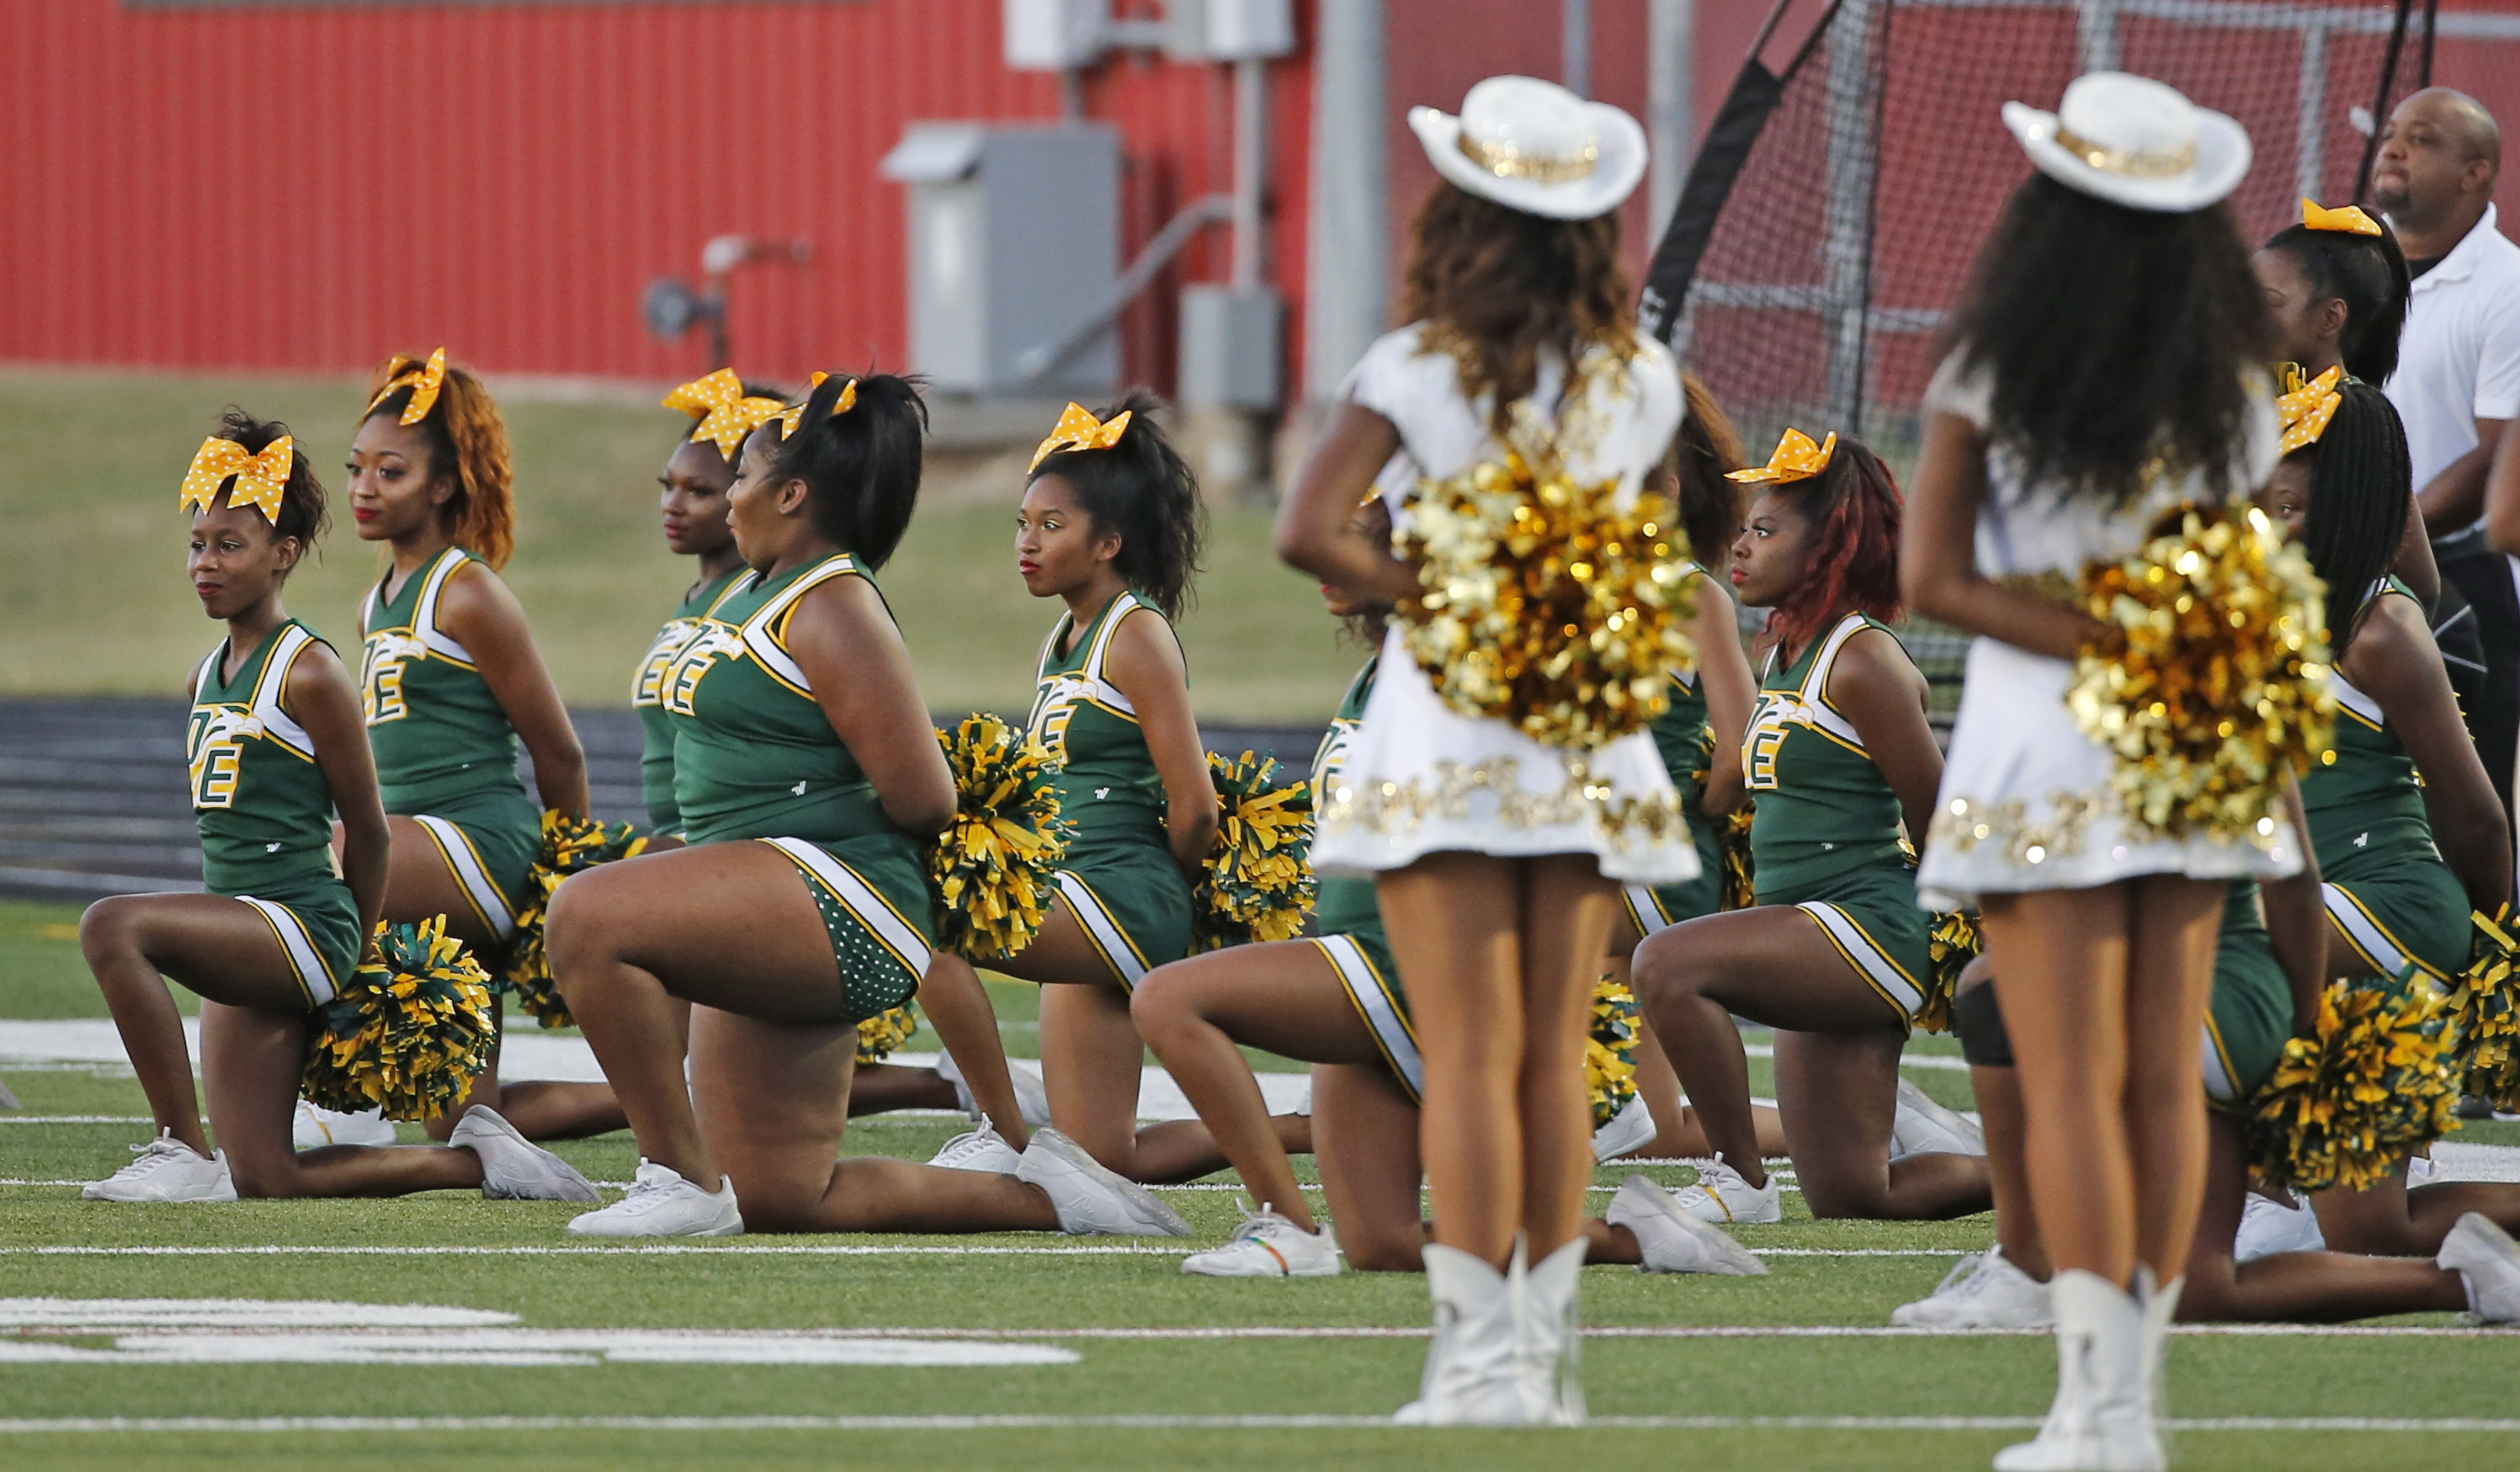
0, 0, 1315, 390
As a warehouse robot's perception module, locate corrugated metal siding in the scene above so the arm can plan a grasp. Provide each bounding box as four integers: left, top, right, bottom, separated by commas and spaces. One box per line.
0, 0, 1314, 391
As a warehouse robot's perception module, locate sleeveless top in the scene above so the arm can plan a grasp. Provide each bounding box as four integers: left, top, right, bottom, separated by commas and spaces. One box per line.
633, 569, 747, 832
359, 546, 525, 813
1029, 590, 1174, 850
1741, 613, 1913, 901
1311, 656, 1381, 938
190, 619, 338, 897
662, 552, 912, 851
2302, 579, 2438, 874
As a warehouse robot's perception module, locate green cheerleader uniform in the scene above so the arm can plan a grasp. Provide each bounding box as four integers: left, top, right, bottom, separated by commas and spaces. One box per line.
1742, 611, 1937, 1028
1027, 589, 1195, 991
661, 552, 933, 1021
1622, 564, 1729, 937
1308, 656, 1421, 1101
631, 569, 747, 837
359, 546, 540, 940
190, 620, 362, 1008
2301, 579, 2470, 986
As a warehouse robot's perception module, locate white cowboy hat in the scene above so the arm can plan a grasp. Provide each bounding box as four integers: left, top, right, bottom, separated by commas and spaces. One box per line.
1409, 75, 1647, 221
2002, 71, 2251, 213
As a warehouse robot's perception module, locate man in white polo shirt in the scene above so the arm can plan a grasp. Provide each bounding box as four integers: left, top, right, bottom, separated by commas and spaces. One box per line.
2379, 87, 2520, 818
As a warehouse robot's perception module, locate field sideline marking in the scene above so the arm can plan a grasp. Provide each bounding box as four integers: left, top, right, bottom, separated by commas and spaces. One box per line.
2, 1414, 2517, 1435
3, 1323, 2498, 1341
0, 1244, 1961, 1259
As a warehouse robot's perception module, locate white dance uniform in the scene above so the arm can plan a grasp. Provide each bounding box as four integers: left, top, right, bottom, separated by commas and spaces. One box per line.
1914, 352, 2300, 911
1310, 322, 1699, 886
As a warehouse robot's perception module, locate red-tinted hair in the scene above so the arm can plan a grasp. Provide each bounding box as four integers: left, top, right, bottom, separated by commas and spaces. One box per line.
1763, 438, 1905, 652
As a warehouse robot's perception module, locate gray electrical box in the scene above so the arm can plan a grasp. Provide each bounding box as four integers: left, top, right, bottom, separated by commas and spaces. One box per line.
1178, 284, 1283, 411
880, 123, 1120, 398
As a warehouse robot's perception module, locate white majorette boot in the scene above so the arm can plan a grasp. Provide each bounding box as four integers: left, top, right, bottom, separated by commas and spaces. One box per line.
1513, 1235, 1589, 1425
2135, 1267, 2181, 1467
1993, 1268, 2161, 1472
1395, 1244, 1524, 1425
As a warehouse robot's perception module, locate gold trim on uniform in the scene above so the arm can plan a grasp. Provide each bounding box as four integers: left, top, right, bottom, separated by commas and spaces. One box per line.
1927, 791, 2103, 869
1319, 755, 1684, 848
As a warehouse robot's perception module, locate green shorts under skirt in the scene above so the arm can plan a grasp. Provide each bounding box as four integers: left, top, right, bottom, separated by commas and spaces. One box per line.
1054, 841, 1194, 992
1620, 812, 1728, 937
398, 786, 540, 943
1771, 864, 1937, 1031
2322, 856, 2471, 986
1311, 922, 1419, 1103
759, 835, 933, 1025
2200, 927, 2294, 1114
226, 876, 362, 1011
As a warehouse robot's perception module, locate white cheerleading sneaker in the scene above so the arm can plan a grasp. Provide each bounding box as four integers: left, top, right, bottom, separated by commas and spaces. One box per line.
1589, 1096, 1657, 1162
1016, 1127, 1192, 1236
82, 1129, 237, 1203
291, 1101, 398, 1150
1669, 1154, 1782, 1225
2438, 1211, 2520, 1324
927, 1115, 1023, 1175
2233, 1188, 2326, 1262
935, 1049, 1053, 1128
566, 1160, 743, 1237
1181, 1204, 1342, 1278
1890, 1246, 2052, 1329
1605, 1176, 1768, 1275
1890, 1076, 1986, 1158
449, 1105, 601, 1202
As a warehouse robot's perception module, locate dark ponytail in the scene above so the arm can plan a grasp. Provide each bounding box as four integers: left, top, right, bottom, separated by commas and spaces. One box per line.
761, 372, 928, 571
210, 406, 330, 552
2297, 380, 2411, 659
1030, 390, 1207, 620
2262, 221, 2412, 385
1672, 371, 1747, 568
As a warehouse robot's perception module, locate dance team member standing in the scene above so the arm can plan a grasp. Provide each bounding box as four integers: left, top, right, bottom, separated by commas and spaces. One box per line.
1904, 74, 2299, 1470
917, 395, 1231, 1186
83, 412, 587, 1203
550, 373, 1181, 1238
1631, 429, 1990, 1225
343, 351, 606, 1153
1134, 498, 1762, 1281
1279, 77, 1695, 1423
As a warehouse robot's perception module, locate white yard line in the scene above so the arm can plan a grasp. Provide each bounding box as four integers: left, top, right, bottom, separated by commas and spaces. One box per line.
0, 1413, 2515, 1434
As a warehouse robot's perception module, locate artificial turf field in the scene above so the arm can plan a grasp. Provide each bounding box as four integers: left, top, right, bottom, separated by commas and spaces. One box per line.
4, 896, 2518, 1470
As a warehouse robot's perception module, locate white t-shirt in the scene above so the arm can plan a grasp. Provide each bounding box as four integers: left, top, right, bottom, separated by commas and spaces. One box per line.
2383, 203, 2520, 537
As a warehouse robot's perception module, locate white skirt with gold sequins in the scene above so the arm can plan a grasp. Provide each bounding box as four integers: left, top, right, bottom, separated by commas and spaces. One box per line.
1309, 627, 1699, 885
1915, 635, 2305, 910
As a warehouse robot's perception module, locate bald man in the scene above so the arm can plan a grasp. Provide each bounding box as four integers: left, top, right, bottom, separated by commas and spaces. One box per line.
2379, 87, 2520, 824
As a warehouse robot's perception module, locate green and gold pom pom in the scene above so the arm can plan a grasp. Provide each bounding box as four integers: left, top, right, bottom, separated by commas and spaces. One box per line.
1920, 910, 1981, 1036
1720, 802, 1757, 912
1587, 974, 1643, 1132
505, 810, 647, 1029
2458, 906, 2520, 1112
301, 915, 497, 1122
855, 1003, 921, 1065
930, 715, 1073, 962
2247, 972, 2462, 1193
1398, 441, 1697, 751
1194, 752, 1316, 953
2068, 502, 2333, 844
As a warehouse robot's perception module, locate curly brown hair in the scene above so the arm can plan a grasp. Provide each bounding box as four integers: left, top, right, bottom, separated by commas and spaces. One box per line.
1396, 182, 1638, 434
361, 353, 517, 571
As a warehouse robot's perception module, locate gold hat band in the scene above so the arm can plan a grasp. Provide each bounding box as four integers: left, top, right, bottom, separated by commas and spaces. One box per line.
2052, 124, 2198, 178
1457, 130, 1599, 183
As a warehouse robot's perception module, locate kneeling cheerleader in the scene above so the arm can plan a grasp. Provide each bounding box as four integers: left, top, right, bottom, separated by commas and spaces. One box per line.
82, 412, 587, 1203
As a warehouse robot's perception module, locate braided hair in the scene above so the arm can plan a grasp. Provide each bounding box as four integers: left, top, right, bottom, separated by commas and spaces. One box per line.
2261, 220, 2411, 385
758, 373, 928, 571
2294, 380, 2411, 660
1029, 390, 1208, 621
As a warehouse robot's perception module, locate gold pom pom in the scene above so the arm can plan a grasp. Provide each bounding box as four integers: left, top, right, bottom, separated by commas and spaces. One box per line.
2458, 907, 2520, 1113
1397, 444, 1697, 751
930, 715, 1073, 961
301, 915, 497, 1122
1587, 974, 1643, 1132
1921, 910, 1981, 1035
2248, 973, 2462, 1193
854, 1004, 921, 1065
1195, 752, 1316, 952
1720, 803, 1757, 912
2069, 503, 2334, 844
506, 810, 647, 1029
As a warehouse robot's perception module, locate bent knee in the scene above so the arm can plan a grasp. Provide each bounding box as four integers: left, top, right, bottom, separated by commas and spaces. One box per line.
1340, 1228, 1429, 1273
1126, 970, 1199, 1039
79, 895, 146, 956
544, 870, 627, 975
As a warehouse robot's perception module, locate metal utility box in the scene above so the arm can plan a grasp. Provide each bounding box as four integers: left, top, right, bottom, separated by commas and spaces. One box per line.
1178, 284, 1283, 411
880, 123, 1121, 397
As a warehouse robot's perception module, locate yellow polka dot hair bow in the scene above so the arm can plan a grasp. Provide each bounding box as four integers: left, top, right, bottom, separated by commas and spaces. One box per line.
179, 435, 295, 523
664, 369, 789, 460
364, 348, 448, 425
2302, 197, 2383, 237
2278, 364, 2344, 454
1726, 427, 1837, 485
770, 371, 858, 439
1029, 401, 1133, 474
